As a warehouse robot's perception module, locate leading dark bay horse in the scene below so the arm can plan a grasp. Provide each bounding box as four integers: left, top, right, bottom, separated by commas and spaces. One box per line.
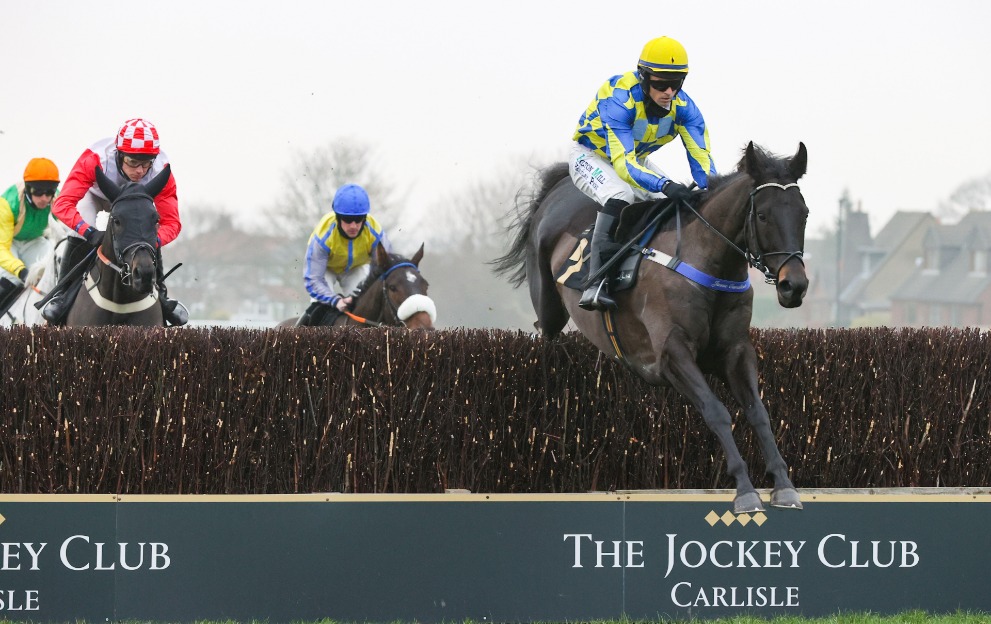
493, 142, 810, 513
61, 165, 170, 327
281, 243, 436, 330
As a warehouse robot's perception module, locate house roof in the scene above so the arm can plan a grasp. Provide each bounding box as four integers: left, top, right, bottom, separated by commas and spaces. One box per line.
891, 211, 991, 303
891, 260, 991, 304
924, 211, 991, 249
839, 211, 935, 306
875, 211, 933, 251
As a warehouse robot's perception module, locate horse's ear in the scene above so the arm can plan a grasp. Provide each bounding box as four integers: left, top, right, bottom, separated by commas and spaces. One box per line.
143, 163, 172, 197
789, 142, 808, 180
742, 141, 760, 179
95, 166, 121, 202
375, 242, 390, 266
411, 243, 424, 266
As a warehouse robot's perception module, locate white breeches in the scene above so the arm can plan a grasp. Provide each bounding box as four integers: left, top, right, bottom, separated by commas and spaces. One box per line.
318, 263, 371, 301
568, 143, 669, 207
64, 191, 113, 239
0, 237, 54, 285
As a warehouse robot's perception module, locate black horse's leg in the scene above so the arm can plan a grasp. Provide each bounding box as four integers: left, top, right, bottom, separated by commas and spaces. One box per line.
528, 254, 569, 338
719, 343, 802, 510
662, 339, 763, 513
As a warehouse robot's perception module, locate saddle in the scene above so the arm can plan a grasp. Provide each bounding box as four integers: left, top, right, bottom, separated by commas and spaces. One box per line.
554, 199, 676, 294
297, 301, 344, 327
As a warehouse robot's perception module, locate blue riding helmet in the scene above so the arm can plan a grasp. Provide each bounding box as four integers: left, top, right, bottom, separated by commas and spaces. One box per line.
332, 184, 370, 216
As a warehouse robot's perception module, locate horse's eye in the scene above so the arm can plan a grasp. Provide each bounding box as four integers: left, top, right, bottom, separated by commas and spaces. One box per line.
113, 217, 122, 227
757, 212, 768, 222
388, 285, 398, 292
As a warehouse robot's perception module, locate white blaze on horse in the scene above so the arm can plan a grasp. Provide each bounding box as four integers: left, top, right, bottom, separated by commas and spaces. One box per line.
494, 142, 810, 514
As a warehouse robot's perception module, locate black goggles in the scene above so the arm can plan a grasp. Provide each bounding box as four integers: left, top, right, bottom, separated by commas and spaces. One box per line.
28, 185, 57, 197
646, 77, 684, 92
336, 214, 366, 225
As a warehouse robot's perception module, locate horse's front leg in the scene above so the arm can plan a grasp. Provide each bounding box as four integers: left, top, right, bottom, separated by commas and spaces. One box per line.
661, 339, 763, 514
719, 342, 802, 510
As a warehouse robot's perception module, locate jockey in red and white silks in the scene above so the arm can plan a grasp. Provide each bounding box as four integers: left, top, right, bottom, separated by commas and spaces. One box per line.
53, 136, 180, 246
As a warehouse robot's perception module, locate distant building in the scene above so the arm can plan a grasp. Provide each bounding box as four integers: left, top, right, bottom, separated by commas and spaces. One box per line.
890, 211, 991, 327
839, 212, 936, 326
166, 215, 307, 324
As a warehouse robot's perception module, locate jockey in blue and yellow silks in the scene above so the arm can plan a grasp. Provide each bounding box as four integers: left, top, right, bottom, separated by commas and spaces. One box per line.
300, 183, 392, 325
570, 36, 717, 311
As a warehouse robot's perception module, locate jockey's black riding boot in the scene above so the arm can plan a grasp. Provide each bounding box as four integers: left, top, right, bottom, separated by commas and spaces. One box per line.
295, 301, 326, 327
294, 308, 314, 327
155, 249, 188, 327
578, 200, 627, 311
298, 301, 340, 327
0, 277, 26, 318
41, 236, 91, 324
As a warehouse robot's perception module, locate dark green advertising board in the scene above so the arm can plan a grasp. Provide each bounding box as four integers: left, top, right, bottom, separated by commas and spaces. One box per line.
0, 490, 986, 621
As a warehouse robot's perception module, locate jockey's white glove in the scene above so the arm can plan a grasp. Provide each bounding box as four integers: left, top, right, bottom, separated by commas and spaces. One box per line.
335, 296, 352, 312
25, 263, 45, 287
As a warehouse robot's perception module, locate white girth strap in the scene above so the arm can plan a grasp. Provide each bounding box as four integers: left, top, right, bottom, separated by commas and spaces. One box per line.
83, 272, 159, 314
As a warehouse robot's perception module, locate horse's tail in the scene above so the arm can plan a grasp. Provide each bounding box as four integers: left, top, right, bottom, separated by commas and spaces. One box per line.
490, 162, 571, 288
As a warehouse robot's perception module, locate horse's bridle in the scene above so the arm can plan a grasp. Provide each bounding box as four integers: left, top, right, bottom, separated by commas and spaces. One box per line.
97, 241, 157, 287
744, 182, 805, 285
372, 261, 421, 327
678, 181, 805, 285
88, 192, 159, 287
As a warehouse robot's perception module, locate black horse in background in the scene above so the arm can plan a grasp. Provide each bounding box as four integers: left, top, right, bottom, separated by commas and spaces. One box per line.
56, 165, 170, 327
493, 142, 810, 513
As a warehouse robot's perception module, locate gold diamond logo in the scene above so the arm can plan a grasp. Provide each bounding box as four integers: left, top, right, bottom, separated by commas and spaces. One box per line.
753, 512, 767, 526
704, 511, 720, 526
720, 511, 736, 526
736, 513, 752, 526
0, 513, 5, 526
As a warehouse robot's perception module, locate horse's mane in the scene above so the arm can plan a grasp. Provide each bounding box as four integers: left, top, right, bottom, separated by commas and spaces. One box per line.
353, 250, 410, 297
109, 183, 158, 211
739, 144, 796, 180
491, 163, 570, 288
703, 144, 798, 197
704, 171, 745, 195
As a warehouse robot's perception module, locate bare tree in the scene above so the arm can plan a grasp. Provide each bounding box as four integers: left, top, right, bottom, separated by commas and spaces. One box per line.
937, 171, 991, 223
176, 203, 236, 238
405, 160, 536, 330
266, 140, 403, 247
410, 160, 531, 254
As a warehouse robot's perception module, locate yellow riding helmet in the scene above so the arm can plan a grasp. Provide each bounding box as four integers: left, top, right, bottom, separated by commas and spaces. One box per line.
23, 157, 60, 183
638, 36, 689, 75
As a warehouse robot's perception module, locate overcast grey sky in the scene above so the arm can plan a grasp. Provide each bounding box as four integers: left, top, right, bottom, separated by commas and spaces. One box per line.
3, 0, 990, 243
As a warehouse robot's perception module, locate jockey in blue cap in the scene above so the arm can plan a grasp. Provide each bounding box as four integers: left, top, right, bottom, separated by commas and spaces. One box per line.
298, 183, 392, 325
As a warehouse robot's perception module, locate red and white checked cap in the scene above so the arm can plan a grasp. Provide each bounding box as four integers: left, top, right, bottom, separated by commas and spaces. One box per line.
116, 118, 160, 155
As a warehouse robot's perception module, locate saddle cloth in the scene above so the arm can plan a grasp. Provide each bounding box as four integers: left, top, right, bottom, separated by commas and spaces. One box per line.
554, 200, 671, 294
553, 228, 644, 293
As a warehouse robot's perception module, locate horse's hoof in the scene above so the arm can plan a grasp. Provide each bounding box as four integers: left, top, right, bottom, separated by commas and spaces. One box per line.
734, 491, 764, 514
770, 488, 803, 510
